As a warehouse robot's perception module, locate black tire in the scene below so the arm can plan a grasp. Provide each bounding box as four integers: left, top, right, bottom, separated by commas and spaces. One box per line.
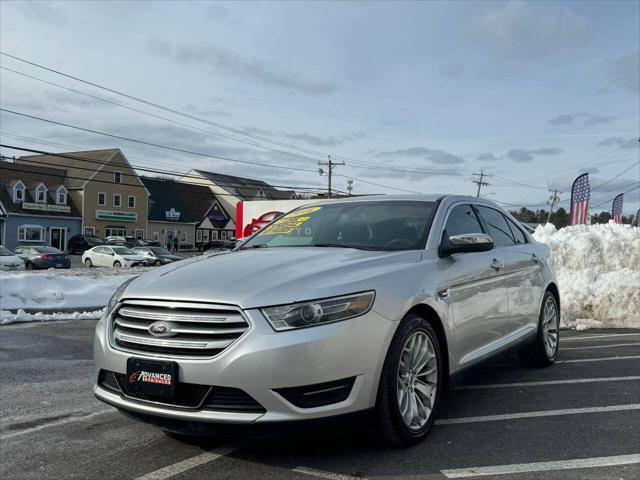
84, 258, 92, 268
25, 262, 34, 270
154, 260, 162, 266
113, 261, 122, 268
375, 314, 443, 447
518, 291, 560, 367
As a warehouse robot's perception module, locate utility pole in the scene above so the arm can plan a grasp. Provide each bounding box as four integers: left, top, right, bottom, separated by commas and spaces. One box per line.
318, 155, 345, 198
547, 189, 560, 223
472, 170, 491, 197
347, 179, 354, 196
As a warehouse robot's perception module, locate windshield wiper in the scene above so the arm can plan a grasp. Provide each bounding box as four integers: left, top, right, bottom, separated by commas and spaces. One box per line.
245, 244, 269, 249
314, 243, 379, 250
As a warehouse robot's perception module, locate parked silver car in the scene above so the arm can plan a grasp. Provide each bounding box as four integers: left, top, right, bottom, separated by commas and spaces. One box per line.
94, 195, 559, 446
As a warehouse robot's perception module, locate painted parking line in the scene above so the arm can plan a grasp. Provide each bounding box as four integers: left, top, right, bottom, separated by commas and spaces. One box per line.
562, 333, 640, 342
493, 355, 640, 368
562, 343, 640, 350
441, 453, 640, 478
456, 375, 640, 390
435, 404, 640, 425
0, 408, 114, 441
135, 444, 243, 480
293, 466, 368, 480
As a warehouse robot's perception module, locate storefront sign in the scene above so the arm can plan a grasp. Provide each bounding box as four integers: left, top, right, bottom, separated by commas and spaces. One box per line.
96, 210, 137, 222
165, 208, 181, 221
22, 202, 71, 213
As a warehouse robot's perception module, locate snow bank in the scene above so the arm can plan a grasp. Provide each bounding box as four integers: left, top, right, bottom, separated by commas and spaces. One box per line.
533, 221, 640, 330
0, 268, 142, 324
0, 308, 105, 325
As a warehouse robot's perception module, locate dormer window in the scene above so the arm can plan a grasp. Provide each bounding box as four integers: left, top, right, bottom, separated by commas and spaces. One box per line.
35, 184, 48, 204
56, 186, 68, 205
12, 181, 26, 203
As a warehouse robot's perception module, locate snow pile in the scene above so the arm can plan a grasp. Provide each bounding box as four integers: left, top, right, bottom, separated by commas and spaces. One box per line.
533, 222, 640, 330
0, 269, 139, 324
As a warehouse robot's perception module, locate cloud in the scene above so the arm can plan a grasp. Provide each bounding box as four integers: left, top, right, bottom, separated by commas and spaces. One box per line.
548, 112, 617, 126
476, 152, 500, 162
598, 137, 638, 149
472, 0, 587, 60
148, 39, 337, 95
375, 147, 465, 165
506, 146, 563, 162
605, 51, 640, 94
19, 2, 67, 26
279, 131, 366, 147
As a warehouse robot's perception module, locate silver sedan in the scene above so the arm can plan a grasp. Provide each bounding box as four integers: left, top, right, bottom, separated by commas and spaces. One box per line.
94, 195, 559, 446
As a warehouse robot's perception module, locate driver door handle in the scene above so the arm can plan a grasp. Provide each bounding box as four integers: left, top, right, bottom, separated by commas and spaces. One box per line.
531, 253, 541, 264
490, 258, 504, 270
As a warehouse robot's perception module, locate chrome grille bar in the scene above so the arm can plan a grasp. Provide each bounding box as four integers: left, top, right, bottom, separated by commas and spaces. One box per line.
111, 299, 250, 357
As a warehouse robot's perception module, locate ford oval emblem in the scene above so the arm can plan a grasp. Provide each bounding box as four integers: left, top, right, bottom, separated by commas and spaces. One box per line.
148, 321, 176, 338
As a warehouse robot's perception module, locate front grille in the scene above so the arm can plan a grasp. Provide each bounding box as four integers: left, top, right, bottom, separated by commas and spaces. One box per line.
111, 299, 250, 357
98, 370, 265, 413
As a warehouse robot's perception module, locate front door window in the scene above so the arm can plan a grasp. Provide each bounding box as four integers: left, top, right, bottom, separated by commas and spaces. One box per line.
50, 228, 66, 251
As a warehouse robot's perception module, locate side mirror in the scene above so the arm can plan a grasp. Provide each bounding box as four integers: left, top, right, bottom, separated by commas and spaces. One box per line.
438, 232, 494, 258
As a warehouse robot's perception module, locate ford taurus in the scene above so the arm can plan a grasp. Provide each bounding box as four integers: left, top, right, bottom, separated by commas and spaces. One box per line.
93, 195, 559, 446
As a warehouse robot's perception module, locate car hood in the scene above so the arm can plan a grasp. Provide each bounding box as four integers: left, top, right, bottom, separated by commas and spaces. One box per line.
0, 256, 23, 265
122, 247, 422, 309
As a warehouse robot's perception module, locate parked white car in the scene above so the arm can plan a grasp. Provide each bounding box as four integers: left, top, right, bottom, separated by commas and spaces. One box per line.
82, 245, 148, 268
0, 246, 26, 271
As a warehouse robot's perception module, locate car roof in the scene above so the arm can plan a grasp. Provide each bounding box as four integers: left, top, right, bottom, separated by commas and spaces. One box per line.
300, 194, 503, 208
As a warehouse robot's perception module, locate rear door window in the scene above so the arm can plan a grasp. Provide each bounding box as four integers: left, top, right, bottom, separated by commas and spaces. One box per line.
475, 206, 516, 247
505, 217, 527, 244
443, 204, 485, 237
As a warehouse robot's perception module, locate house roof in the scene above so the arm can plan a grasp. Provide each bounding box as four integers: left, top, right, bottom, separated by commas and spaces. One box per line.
17, 149, 120, 189
0, 162, 81, 217
193, 169, 279, 200
141, 176, 219, 223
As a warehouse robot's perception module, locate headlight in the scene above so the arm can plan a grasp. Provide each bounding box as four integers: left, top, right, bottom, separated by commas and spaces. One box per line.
262, 291, 375, 331
106, 276, 137, 314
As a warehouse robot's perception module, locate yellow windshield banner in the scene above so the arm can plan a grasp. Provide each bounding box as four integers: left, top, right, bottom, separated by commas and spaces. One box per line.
262, 216, 310, 234
284, 206, 322, 218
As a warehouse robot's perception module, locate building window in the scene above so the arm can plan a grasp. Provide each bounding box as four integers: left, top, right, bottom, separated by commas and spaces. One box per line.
153, 231, 160, 241
196, 230, 202, 243
105, 227, 127, 237
57, 191, 67, 205
15, 187, 24, 202
36, 186, 47, 204
113, 194, 121, 207
84, 227, 95, 236
18, 225, 45, 242
212, 230, 218, 240
98, 192, 106, 206
221, 231, 227, 239
134, 229, 144, 240
128, 195, 135, 208
114, 171, 122, 183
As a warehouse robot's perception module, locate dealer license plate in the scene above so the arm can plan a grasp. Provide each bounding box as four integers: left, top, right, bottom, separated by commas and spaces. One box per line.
126, 358, 178, 398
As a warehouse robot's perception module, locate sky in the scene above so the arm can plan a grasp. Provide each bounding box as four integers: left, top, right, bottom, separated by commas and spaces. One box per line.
0, 0, 638, 215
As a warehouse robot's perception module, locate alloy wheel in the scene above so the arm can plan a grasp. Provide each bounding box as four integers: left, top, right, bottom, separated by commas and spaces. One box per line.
396, 331, 438, 431
543, 297, 559, 358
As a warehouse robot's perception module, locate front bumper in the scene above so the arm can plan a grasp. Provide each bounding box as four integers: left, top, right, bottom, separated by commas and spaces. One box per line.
94, 306, 396, 424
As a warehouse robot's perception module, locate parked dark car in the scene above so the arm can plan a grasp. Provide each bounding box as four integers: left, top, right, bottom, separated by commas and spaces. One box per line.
132, 246, 183, 266
13, 246, 71, 270
137, 239, 160, 247
198, 239, 236, 253
105, 236, 140, 248
68, 234, 105, 254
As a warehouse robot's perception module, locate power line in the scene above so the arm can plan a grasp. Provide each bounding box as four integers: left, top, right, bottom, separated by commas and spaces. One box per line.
318, 155, 345, 198
592, 160, 640, 191
591, 183, 640, 209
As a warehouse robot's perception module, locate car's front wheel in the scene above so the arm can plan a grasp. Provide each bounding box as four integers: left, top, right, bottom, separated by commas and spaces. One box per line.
518, 291, 559, 366
113, 261, 122, 268
376, 314, 442, 447
84, 258, 92, 268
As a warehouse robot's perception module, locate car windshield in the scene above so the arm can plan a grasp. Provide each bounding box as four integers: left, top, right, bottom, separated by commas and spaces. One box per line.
149, 247, 172, 255
112, 247, 134, 255
35, 247, 62, 254
241, 201, 438, 251
0, 246, 14, 256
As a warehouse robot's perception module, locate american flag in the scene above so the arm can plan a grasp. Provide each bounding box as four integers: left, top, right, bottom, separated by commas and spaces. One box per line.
570, 173, 590, 225
612, 194, 624, 224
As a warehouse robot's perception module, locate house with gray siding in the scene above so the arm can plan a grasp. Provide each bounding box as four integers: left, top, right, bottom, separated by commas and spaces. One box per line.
0, 161, 82, 251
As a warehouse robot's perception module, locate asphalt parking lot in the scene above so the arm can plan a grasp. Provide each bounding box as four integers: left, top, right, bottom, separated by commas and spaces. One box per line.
1, 322, 638, 480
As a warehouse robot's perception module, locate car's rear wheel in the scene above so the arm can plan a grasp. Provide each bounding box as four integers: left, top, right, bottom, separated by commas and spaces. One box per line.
25, 262, 34, 270
113, 261, 122, 268
376, 313, 442, 447
154, 260, 162, 266
84, 258, 92, 268
518, 291, 559, 366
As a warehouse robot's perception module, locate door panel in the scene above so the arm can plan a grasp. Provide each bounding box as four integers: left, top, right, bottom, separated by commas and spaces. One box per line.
444, 250, 509, 369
